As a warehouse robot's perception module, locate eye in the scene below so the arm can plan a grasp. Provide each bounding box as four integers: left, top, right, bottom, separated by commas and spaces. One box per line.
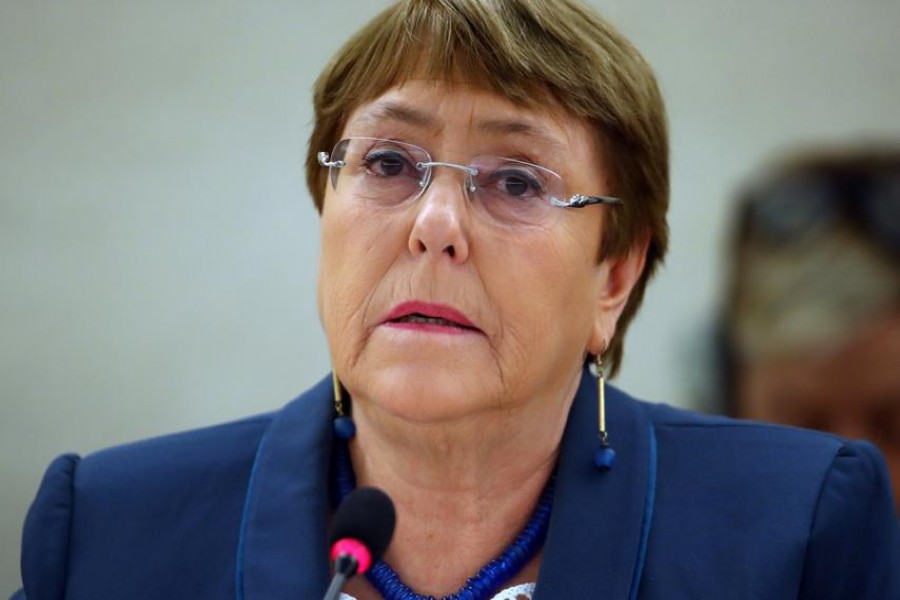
363, 148, 417, 178
485, 167, 546, 200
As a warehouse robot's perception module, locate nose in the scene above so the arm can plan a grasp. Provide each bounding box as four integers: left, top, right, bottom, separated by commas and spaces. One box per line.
407, 170, 471, 262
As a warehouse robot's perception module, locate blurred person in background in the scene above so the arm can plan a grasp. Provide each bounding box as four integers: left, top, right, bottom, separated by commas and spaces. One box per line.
719, 146, 900, 514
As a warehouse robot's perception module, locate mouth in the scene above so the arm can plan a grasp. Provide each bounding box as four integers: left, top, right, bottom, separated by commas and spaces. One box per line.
390, 313, 477, 330
382, 302, 481, 333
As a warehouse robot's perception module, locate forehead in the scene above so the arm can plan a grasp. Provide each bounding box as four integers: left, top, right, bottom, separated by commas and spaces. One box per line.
341, 80, 600, 165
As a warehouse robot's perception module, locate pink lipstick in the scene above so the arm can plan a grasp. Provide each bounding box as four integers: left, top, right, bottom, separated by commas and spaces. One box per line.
382, 301, 480, 334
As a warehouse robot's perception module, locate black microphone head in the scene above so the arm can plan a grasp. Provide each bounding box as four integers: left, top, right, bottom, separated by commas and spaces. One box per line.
329, 487, 396, 564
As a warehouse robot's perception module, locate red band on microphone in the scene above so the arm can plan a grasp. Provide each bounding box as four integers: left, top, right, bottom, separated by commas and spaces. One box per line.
330, 538, 373, 574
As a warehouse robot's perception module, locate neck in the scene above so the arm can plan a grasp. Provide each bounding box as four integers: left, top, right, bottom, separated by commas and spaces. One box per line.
345, 368, 580, 596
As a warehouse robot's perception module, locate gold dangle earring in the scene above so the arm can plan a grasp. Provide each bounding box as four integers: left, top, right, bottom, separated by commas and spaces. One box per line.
332, 372, 356, 439
593, 354, 615, 471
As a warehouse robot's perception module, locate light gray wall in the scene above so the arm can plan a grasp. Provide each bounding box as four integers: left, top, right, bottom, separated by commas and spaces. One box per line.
3, 0, 899, 592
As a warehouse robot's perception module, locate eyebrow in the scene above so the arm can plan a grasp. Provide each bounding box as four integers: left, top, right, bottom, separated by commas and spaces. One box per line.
359, 102, 435, 129
474, 117, 567, 156
355, 101, 567, 156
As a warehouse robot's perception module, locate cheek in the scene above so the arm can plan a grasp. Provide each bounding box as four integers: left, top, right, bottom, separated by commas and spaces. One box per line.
317, 201, 391, 350
484, 225, 599, 357
534, 221, 601, 314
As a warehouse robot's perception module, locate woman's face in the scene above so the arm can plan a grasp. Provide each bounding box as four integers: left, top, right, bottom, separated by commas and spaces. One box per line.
318, 80, 626, 424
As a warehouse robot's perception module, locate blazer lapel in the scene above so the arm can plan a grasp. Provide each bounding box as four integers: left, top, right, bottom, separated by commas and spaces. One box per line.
534, 367, 656, 600
237, 375, 333, 600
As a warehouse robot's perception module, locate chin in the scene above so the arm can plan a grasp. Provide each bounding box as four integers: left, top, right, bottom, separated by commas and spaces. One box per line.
361, 363, 502, 425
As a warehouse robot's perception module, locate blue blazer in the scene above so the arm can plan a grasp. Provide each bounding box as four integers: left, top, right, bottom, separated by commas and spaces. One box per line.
12, 369, 900, 599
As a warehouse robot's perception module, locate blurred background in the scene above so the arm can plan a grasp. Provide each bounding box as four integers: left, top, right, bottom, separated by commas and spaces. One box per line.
2, 0, 899, 592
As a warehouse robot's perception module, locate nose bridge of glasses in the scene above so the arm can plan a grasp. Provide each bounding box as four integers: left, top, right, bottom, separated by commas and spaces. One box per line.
417, 160, 478, 195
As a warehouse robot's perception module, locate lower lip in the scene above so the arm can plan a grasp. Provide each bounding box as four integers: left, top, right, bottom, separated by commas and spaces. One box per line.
382, 321, 479, 335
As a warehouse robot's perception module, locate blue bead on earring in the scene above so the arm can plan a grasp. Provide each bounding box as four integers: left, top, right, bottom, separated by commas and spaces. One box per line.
593, 354, 615, 471
332, 372, 356, 439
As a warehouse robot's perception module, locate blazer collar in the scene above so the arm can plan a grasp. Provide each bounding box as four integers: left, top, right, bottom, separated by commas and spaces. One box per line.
237, 369, 655, 600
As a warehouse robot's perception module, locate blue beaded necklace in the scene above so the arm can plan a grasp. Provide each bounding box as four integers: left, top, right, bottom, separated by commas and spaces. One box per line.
332, 434, 555, 600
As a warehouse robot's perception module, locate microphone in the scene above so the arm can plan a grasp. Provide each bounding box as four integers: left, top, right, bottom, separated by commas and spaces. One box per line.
322, 487, 396, 600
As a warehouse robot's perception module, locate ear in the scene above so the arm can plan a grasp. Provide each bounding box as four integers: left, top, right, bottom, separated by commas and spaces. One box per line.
586, 239, 649, 355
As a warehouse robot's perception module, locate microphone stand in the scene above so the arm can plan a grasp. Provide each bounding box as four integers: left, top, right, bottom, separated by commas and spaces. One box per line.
322, 554, 359, 600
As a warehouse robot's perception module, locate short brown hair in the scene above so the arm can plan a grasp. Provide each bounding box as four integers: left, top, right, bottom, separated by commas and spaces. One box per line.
305, 0, 669, 375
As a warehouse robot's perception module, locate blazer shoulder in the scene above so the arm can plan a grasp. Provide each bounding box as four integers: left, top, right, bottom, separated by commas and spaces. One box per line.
618, 393, 900, 598
607, 386, 852, 486
19, 413, 275, 600
20, 454, 80, 600
799, 439, 900, 599
637, 397, 857, 496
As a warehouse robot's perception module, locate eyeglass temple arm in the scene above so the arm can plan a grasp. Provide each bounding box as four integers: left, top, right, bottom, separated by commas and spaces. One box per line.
555, 195, 623, 208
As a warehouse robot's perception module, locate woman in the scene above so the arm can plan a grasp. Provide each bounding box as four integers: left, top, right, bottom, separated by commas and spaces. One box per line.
13, 1, 899, 599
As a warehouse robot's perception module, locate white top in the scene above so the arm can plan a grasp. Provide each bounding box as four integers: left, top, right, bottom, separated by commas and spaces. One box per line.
340, 582, 535, 600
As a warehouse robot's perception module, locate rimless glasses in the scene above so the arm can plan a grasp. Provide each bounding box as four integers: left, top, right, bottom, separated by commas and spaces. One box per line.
318, 137, 621, 227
